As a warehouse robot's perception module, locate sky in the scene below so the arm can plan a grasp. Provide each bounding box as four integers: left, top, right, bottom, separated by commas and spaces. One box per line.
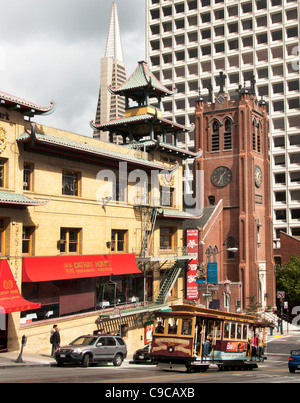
0, 0, 145, 137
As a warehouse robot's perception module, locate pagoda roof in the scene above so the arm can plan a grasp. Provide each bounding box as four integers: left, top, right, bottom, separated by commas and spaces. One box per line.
0, 191, 47, 207
126, 139, 203, 160
0, 90, 55, 117
108, 61, 177, 99
17, 124, 179, 173
90, 110, 193, 138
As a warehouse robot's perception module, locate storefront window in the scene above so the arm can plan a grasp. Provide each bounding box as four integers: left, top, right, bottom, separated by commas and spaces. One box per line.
21, 273, 146, 323
0, 314, 7, 351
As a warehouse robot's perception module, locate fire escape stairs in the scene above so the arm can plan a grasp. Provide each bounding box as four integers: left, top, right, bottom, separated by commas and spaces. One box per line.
155, 260, 187, 305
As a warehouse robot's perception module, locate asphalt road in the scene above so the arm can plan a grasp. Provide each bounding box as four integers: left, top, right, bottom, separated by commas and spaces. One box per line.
1, 333, 299, 386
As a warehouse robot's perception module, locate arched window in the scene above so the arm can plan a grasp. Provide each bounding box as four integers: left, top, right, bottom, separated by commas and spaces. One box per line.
224, 120, 232, 150
252, 121, 256, 151
225, 236, 238, 259
206, 246, 213, 263
212, 246, 218, 262
257, 125, 261, 153
212, 121, 220, 151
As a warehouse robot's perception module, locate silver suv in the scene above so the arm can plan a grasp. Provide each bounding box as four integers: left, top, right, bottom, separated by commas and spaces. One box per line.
55, 334, 127, 367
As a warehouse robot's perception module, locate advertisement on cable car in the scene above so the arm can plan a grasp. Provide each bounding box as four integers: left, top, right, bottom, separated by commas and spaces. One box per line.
151, 337, 193, 358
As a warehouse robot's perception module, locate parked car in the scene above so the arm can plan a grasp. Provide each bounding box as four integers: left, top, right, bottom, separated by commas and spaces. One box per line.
288, 350, 300, 373
131, 344, 156, 364
55, 334, 127, 367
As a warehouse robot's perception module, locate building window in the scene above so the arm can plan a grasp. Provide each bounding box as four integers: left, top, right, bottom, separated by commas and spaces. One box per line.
0, 219, 5, 255
252, 121, 256, 151
0, 159, 6, 188
212, 122, 220, 151
160, 186, 174, 207
111, 230, 127, 253
62, 170, 80, 196
23, 163, 34, 191
224, 120, 232, 150
22, 226, 34, 255
160, 227, 174, 250
60, 228, 81, 254
112, 176, 125, 203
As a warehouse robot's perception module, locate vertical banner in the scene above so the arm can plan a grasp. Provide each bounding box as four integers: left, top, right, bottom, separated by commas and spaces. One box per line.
207, 262, 218, 284
186, 229, 199, 300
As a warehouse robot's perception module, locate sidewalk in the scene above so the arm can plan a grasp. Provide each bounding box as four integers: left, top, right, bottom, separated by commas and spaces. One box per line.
266, 328, 300, 342
0, 351, 56, 368
0, 351, 135, 368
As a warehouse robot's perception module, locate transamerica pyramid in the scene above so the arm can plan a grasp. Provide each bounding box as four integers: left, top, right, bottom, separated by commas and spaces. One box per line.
94, 2, 127, 143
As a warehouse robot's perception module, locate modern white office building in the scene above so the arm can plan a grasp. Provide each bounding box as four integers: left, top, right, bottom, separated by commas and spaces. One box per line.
145, 0, 300, 256
94, 2, 127, 142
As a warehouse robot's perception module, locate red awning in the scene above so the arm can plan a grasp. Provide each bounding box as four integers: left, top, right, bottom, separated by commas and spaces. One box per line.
0, 260, 41, 314
22, 254, 141, 283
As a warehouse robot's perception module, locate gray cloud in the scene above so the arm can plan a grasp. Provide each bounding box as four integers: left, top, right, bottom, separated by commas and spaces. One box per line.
0, 0, 145, 136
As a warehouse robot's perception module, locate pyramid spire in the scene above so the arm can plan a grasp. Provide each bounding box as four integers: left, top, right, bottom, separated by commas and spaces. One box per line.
105, 2, 124, 63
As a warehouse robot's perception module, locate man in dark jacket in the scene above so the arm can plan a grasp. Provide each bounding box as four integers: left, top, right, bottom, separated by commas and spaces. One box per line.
51, 325, 61, 356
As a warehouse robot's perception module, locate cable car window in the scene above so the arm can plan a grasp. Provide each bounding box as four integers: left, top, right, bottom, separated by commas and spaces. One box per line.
236, 324, 242, 339
207, 321, 214, 338
155, 318, 166, 334
224, 322, 230, 339
168, 318, 178, 334
215, 321, 222, 339
230, 323, 236, 339
181, 319, 193, 335
242, 325, 248, 340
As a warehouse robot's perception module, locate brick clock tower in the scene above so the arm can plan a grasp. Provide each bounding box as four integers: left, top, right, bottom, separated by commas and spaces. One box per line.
194, 74, 275, 311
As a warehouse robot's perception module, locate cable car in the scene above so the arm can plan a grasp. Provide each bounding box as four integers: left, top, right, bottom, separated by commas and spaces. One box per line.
150, 305, 267, 372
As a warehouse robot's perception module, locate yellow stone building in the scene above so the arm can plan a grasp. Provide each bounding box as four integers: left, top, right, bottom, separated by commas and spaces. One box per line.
0, 62, 201, 356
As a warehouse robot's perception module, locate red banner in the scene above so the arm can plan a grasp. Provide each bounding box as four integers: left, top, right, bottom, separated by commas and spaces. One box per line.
186, 229, 199, 300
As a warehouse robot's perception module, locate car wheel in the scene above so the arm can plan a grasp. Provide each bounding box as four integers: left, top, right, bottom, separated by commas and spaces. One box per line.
83, 354, 91, 367
113, 353, 123, 367
289, 368, 296, 373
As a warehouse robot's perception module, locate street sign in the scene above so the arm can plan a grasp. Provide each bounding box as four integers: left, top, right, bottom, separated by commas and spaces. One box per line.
202, 293, 212, 297
277, 291, 285, 299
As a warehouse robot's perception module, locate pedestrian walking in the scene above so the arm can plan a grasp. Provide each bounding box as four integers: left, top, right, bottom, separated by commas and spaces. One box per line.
277, 318, 283, 334
50, 325, 61, 356
269, 321, 275, 336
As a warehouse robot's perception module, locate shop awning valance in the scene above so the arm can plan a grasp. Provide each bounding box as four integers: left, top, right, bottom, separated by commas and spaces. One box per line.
0, 260, 41, 314
22, 254, 141, 283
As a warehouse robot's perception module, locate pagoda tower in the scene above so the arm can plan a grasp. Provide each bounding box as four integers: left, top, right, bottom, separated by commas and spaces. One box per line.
91, 60, 196, 147
94, 2, 126, 143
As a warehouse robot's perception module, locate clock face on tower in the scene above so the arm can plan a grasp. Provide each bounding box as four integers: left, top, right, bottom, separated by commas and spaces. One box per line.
254, 165, 263, 188
211, 166, 232, 187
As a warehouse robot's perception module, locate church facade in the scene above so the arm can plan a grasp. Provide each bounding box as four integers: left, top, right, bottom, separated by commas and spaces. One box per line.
185, 74, 276, 313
